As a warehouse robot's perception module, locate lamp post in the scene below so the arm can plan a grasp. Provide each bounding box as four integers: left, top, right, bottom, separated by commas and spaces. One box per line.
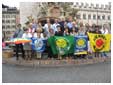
88, 9, 90, 24
97, 8, 98, 25
88, 7, 91, 24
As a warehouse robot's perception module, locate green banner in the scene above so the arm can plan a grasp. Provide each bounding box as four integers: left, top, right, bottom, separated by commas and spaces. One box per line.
48, 36, 74, 55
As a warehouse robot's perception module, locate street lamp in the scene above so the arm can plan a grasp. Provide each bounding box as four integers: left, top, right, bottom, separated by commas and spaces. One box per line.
88, 6, 91, 24
97, 8, 98, 25
96, 4, 99, 25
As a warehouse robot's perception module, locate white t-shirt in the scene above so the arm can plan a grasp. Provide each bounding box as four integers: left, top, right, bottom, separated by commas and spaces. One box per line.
22, 33, 32, 46
52, 23, 60, 33
22, 33, 32, 38
33, 33, 44, 39
101, 28, 108, 34
43, 24, 53, 32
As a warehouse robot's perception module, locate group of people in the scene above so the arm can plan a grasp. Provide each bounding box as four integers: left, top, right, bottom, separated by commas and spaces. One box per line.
10, 17, 110, 60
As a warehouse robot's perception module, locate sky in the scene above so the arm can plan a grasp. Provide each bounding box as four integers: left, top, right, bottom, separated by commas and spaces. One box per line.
2, 0, 111, 9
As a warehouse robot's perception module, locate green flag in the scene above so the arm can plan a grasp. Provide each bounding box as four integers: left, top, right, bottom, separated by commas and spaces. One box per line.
48, 36, 74, 55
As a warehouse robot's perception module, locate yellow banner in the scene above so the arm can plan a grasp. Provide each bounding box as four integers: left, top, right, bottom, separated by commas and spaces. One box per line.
87, 33, 111, 52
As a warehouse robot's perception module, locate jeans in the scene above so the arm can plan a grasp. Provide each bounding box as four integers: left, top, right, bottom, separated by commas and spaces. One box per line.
101, 52, 108, 57
15, 44, 25, 60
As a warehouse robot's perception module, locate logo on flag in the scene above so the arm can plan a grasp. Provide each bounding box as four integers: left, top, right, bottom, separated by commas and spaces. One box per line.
48, 36, 74, 55
74, 36, 88, 55
88, 32, 111, 52
31, 38, 46, 52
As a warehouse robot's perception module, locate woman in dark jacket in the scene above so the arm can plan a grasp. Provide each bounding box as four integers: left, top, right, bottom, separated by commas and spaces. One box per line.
55, 25, 63, 36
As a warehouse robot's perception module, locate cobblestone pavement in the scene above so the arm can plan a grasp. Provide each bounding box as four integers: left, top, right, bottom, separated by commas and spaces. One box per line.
2, 52, 111, 67
2, 61, 111, 83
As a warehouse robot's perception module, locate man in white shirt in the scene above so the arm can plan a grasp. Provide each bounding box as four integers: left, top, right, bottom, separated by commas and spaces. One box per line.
52, 19, 60, 33
43, 18, 53, 37
101, 24, 109, 34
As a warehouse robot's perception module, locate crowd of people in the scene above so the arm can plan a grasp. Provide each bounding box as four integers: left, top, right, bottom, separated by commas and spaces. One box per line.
3, 17, 110, 60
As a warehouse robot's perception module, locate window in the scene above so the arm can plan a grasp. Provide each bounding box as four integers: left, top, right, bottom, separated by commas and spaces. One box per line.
102, 15, 105, 20
12, 25, 16, 28
97, 15, 100, 20
76, 2, 79, 5
81, 3, 84, 6
2, 15, 5, 18
11, 15, 13, 18
6, 20, 10, 23
83, 14, 86, 19
2, 26, 5, 29
91, 4, 94, 7
6, 15, 10, 18
96, 4, 99, 8
2, 20, 5, 23
79, 5, 82, 8
6, 25, 10, 28
11, 20, 16, 23
7, 31, 10, 34
6, 15, 8, 18
101, 5, 104, 9
88, 14, 91, 19
6, 20, 8, 23
11, 15, 16, 18
84, 6, 86, 8
108, 16, 110, 20
5, 32, 7, 34
93, 14, 96, 19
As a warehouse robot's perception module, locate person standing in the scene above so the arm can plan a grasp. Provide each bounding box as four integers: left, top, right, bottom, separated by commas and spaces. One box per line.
31, 19, 38, 31
78, 22, 85, 36
95, 26, 102, 58
67, 17, 73, 33
70, 28, 78, 36
28, 23, 35, 33
55, 25, 63, 36
101, 24, 109, 34
63, 27, 70, 36
43, 18, 53, 38
13, 24, 25, 60
58, 18, 65, 32
72, 21, 79, 32
2, 38, 6, 49
52, 19, 60, 33
22, 28, 32, 60
100, 24, 109, 58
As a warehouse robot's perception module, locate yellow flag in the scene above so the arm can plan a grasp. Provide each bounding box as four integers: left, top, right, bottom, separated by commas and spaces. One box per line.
87, 32, 111, 52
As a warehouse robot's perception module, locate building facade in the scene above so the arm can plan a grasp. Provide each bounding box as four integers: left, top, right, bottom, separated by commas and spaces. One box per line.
20, 2, 63, 25
20, 2, 111, 26
2, 5, 19, 40
73, 2, 111, 26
